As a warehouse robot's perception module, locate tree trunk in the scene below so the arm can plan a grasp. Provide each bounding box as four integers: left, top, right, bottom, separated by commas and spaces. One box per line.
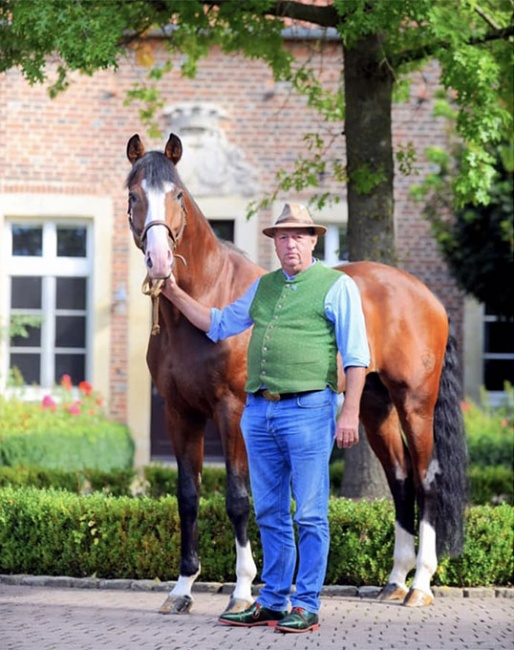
340, 33, 395, 499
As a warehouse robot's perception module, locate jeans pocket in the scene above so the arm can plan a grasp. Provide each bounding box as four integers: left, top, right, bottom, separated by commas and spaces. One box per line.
296, 388, 333, 408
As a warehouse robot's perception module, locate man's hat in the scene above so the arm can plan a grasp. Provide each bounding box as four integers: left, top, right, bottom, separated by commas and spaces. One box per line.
262, 203, 327, 238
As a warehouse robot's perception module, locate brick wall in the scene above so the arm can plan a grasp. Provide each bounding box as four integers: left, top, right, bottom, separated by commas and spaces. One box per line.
0, 39, 463, 422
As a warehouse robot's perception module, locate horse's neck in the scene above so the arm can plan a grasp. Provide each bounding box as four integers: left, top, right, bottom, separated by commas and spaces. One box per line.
175, 205, 225, 297
175, 202, 263, 304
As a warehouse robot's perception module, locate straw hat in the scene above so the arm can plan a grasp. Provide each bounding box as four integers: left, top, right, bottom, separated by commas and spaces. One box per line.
262, 203, 327, 238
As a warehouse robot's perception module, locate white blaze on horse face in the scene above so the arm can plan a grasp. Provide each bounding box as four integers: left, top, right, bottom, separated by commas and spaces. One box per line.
142, 179, 175, 279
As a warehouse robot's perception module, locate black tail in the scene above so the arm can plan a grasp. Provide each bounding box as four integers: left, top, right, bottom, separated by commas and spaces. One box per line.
433, 334, 468, 557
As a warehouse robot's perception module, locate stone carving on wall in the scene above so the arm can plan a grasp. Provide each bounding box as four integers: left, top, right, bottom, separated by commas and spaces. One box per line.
163, 102, 258, 197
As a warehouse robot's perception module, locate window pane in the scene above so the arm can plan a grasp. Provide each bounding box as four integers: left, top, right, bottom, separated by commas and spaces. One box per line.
209, 220, 234, 242
484, 319, 514, 354
57, 277, 87, 310
55, 354, 85, 385
57, 227, 87, 257
10, 324, 42, 347
12, 226, 43, 256
9, 354, 41, 384
55, 316, 86, 348
484, 359, 514, 392
11, 277, 42, 309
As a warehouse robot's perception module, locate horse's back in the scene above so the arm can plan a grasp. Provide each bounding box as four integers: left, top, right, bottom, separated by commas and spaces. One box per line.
338, 261, 449, 383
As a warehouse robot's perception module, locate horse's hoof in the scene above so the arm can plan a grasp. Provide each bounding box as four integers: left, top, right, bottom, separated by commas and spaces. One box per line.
403, 588, 434, 607
223, 596, 255, 614
158, 594, 194, 614
377, 583, 408, 602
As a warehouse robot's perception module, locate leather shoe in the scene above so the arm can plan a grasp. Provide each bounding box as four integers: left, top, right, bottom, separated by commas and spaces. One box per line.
275, 606, 319, 633
218, 601, 288, 627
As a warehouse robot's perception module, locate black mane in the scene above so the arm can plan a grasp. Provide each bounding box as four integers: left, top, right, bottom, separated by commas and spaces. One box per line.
126, 151, 177, 191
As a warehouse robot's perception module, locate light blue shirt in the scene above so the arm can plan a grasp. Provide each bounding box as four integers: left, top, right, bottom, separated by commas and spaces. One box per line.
207, 261, 370, 371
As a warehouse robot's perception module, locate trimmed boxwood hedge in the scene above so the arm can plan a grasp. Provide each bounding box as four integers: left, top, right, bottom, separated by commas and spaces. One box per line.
0, 487, 512, 587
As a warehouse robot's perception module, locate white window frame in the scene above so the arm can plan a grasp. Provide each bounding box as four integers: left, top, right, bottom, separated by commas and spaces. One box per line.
6, 220, 92, 389
0, 194, 113, 403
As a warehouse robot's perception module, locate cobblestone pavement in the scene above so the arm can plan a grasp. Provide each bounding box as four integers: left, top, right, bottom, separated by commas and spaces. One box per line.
0, 577, 512, 650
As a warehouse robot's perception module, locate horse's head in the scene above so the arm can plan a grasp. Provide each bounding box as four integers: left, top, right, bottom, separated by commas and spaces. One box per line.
126, 133, 186, 280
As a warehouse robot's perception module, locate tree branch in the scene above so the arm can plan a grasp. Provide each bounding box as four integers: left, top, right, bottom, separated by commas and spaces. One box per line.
392, 24, 514, 68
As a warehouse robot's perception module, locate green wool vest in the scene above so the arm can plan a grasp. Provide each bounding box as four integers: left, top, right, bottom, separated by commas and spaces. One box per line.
246, 263, 342, 394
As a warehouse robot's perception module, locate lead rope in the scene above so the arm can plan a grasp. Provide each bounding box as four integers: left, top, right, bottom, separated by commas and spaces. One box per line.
141, 276, 165, 336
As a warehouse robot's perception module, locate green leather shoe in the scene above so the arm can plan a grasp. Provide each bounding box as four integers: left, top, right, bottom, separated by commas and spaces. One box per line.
218, 602, 288, 627
275, 607, 319, 633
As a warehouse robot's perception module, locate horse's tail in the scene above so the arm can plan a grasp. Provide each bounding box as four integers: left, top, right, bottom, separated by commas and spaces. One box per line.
433, 333, 469, 557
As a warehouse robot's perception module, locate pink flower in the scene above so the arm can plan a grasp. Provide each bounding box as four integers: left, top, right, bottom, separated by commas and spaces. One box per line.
61, 374, 73, 391
68, 401, 81, 416
41, 395, 56, 412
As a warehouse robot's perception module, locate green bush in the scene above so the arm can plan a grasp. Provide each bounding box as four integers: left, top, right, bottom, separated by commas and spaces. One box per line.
1, 462, 512, 506
0, 378, 134, 471
0, 487, 511, 587
468, 464, 513, 505
463, 386, 514, 468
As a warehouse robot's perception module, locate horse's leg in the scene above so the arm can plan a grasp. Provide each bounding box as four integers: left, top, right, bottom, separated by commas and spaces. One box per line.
359, 374, 416, 602
394, 336, 467, 607
159, 410, 204, 615
217, 399, 257, 613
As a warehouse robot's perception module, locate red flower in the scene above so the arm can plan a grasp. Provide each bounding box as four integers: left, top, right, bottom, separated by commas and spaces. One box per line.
79, 381, 93, 396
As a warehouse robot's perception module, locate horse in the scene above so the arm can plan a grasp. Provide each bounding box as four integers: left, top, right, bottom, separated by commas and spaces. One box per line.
125, 133, 468, 612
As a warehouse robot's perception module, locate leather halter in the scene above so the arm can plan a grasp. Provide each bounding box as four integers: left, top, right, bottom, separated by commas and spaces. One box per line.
127, 190, 187, 336
127, 202, 186, 253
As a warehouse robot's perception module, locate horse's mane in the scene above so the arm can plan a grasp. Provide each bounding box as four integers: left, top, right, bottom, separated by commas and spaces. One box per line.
125, 151, 178, 190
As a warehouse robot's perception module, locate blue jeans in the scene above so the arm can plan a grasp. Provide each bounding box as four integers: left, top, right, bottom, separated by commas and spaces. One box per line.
240, 387, 337, 614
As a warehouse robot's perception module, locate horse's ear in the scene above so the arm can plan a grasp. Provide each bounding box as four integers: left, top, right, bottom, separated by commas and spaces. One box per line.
164, 133, 183, 165
127, 134, 145, 164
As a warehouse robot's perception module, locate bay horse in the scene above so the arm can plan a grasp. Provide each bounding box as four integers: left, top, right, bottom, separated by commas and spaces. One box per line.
125, 133, 468, 612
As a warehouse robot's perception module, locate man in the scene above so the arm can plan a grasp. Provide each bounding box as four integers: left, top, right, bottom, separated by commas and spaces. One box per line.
164, 203, 370, 633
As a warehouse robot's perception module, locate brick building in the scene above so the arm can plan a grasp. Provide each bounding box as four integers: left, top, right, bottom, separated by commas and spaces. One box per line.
0, 35, 508, 466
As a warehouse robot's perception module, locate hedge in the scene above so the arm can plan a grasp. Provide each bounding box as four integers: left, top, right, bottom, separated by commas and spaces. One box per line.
0, 487, 512, 587
0, 424, 134, 472
1, 463, 511, 506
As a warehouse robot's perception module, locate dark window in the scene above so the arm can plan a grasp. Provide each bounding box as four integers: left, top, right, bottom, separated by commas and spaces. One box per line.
11, 277, 42, 309
57, 227, 87, 257
12, 226, 43, 256
56, 277, 87, 310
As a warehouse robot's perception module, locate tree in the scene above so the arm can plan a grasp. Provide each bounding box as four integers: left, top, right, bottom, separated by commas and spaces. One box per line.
1, 0, 512, 497
423, 144, 513, 319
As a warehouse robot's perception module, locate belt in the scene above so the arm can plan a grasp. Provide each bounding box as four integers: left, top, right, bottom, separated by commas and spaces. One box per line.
253, 389, 313, 402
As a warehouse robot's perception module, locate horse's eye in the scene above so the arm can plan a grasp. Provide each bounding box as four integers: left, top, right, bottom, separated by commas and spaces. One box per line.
128, 191, 137, 204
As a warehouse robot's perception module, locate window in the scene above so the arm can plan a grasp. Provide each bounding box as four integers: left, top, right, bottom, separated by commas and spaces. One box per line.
314, 224, 348, 266
6, 221, 92, 387
483, 305, 514, 399
209, 219, 235, 243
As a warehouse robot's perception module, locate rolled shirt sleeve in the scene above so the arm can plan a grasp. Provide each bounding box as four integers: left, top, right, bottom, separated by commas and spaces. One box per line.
325, 273, 370, 370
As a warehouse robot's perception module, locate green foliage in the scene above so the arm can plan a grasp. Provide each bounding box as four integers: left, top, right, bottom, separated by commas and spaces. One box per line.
463, 388, 514, 468
0, 487, 511, 586
420, 142, 513, 316
0, 466, 137, 496
468, 465, 513, 506
1, 0, 511, 208
0, 377, 134, 471
435, 504, 514, 587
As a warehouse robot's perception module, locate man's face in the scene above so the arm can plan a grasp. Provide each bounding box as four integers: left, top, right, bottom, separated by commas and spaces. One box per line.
273, 228, 318, 276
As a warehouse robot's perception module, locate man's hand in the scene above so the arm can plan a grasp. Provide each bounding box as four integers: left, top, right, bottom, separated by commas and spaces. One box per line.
334, 409, 360, 448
